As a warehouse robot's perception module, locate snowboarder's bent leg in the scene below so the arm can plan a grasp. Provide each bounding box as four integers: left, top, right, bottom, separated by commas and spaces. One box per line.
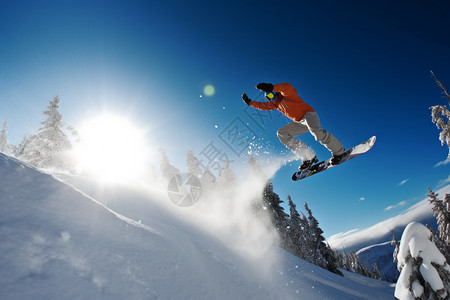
277, 122, 316, 161
302, 112, 344, 156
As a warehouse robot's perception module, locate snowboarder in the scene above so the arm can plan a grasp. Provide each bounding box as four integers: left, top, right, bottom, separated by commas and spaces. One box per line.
242, 82, 345, 170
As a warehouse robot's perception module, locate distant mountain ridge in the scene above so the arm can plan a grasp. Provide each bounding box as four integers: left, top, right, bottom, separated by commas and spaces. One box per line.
328, 184, 450, 251
328, 184, 450, 281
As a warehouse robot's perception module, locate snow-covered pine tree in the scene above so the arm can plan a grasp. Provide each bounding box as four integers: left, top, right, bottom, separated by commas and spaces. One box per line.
19, 132, 40, 164
331, 248, 344, 269
348, 251, 364, 274
346, 251, 361, 274
286, 195, 308, 259
395, 222, 450, 300
187, 150, 204, 178
443, 193, 450, 244
21, 95, 73, 171
428, 187, 450, 247
392, 234, 401, 264
303, 202, 341, 275
331, 248, 379, 279
372, 262, 383, 280
300, 212, 311, 255
362, 261, 371, 277
262, 182, 289, 244
426, 187, 450, 265
15, 135, 29, 159
0, 120, 12, 155
159, 149, 180, 182
431, 105, 450, 159
342, 249, 352, 271
430, 71, 450, 159
428, 224, 450, 265
304, 202, 325, 265
186, 150, 217, 194
322, 244, 343, 276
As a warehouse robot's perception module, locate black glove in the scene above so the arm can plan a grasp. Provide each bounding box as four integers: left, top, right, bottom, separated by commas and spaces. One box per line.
256, 83, 274, 93
241, 93, 251, 105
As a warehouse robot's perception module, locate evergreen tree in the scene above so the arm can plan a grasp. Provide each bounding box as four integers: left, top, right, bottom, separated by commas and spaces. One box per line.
362, 261, 371, 277
428, 224, 450, 265
431, 104, 450, 159
19, 133, 40, 164
428, 187, 450, 247
391, 234, 400, 264
334, 249, 343, 269
304, 202, 325, 265
443, 193, 450, 244
186, 150, 217, 194
187, 150, 203, 178
332, 248, 345, 269
15, 135, 29, 158
430, 71, 450, 159
342, 249, 352, 271
0, 120, 12, 155
348, 251, 364, 274
286, 195, 308, 259
321, 243, 343, 276
159, 149, 180, 182
20, 95, 73, 171
262, 182, 289, 243
330, 249, 379, 279
303, 202, 341, 275
372, 263, 383, 280
426, 188, 450, 267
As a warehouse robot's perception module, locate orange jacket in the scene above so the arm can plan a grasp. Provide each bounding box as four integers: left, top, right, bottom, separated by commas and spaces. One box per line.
249, 83, 314, 122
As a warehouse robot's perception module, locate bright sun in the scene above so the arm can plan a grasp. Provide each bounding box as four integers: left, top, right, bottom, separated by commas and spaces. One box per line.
74, 113, 151, 183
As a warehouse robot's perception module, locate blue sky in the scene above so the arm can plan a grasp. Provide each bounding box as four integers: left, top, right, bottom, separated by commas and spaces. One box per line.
1, 0, 450, 238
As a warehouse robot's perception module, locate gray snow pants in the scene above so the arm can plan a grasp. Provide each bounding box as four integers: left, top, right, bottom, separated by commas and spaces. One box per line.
277, 112, 344, 161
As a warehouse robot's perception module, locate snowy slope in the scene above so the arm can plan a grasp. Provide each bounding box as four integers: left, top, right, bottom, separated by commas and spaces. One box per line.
0, 153, 394, 299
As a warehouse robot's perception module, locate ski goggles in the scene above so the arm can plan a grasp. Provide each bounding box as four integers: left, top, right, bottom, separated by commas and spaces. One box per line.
265, 91, 277, 101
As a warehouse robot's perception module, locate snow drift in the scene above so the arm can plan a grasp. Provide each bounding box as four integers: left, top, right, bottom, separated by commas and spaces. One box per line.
395, 222, 450, 299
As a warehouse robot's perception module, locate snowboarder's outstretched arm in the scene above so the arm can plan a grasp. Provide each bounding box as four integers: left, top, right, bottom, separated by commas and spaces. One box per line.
241, 93, 277, 111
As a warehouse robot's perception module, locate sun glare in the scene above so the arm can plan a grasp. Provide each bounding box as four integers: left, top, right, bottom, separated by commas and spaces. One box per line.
75, 113, 151, 183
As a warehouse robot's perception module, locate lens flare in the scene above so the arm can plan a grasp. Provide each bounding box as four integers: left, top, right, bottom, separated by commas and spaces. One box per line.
203, 84, 215, 96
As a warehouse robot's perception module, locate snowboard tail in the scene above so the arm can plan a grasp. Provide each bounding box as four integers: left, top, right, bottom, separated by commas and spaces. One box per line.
292, 136, 376, 181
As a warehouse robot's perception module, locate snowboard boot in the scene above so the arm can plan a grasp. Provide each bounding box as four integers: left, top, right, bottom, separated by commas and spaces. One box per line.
330, 151, 346, 166
299, 156, 318, 171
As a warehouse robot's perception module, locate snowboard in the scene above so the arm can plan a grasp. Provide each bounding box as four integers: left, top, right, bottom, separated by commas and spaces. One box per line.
292, 136, 376, 181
